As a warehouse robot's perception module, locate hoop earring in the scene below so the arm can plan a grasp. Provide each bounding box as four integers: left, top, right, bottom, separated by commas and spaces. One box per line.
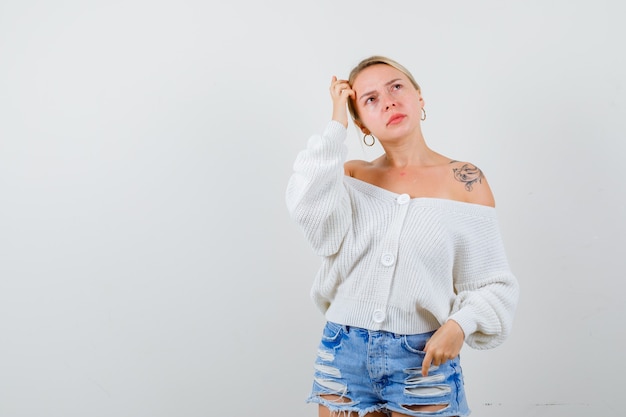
363, 133, 375, 147
421, 108, 427, 121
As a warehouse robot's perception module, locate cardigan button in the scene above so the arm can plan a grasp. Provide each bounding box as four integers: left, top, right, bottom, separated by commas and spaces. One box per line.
373, 309, 386, 323
397, 193, 410, 204
381, 253, 395, 266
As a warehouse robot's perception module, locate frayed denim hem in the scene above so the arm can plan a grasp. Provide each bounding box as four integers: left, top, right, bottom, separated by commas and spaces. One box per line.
306, 394, 389, 417
385, 403, 472, 417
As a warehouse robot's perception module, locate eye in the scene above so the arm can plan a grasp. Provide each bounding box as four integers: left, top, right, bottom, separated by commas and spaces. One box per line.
393, 83, 402, 90
364, 96, 377, 105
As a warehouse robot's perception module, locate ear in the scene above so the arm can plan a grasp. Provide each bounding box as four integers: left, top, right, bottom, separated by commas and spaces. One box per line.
353, 119, 370, 135
418, 91, 425, 108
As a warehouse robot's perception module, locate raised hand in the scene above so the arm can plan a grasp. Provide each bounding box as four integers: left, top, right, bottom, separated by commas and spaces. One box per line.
329, 75, 355, 128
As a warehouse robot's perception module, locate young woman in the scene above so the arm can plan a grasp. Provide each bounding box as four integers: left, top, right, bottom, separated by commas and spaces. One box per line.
285, 56, 519, 417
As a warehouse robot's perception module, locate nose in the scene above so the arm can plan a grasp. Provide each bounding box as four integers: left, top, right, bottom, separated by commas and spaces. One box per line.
382, 93, 396, 111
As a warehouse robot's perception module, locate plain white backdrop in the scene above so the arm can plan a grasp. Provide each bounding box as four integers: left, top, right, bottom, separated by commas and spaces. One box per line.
1, 1, 624, 416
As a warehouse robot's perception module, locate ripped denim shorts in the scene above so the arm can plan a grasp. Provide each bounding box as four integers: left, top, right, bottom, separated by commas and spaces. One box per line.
306, 322, 470, 417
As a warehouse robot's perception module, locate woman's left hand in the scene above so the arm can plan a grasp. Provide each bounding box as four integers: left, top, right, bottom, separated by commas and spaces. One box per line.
421, 320, 465, 376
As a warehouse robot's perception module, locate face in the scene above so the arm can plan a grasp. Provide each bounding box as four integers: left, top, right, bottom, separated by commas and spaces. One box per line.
351, 64, 424, 140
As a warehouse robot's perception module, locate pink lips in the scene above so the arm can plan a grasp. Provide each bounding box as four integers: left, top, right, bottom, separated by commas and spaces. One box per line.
387, 114, 405, 126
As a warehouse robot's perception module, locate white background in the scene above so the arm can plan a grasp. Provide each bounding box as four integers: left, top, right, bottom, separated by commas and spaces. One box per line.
1, 1, 624, 416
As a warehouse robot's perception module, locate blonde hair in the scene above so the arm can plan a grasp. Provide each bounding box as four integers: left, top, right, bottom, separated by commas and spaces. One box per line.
347, 56, 421, 125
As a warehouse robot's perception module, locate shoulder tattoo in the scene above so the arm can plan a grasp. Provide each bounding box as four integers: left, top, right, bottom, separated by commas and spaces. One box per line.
450, 161, 484, 191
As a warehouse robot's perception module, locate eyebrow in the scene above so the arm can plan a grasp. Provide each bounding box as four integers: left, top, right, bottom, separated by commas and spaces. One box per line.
359, 78, 403, 103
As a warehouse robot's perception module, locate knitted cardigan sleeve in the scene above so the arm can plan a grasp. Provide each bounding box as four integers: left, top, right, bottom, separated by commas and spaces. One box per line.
285, 121, 351, 256
448, 213, 520, 350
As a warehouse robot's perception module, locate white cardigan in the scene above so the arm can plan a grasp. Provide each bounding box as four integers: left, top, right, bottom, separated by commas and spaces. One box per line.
286, 121, 519, 349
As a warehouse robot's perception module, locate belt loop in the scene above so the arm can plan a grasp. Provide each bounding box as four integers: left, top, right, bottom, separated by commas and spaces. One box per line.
343, 324, 350, 333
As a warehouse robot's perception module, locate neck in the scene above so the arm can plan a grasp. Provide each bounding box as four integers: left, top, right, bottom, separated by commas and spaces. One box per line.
378, 131, 439, 168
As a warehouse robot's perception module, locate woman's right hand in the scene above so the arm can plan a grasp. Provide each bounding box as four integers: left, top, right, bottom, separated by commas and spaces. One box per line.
329, 76, 354, 128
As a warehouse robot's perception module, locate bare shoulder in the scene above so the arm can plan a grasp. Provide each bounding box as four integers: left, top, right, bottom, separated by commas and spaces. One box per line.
344, 159, 372, 177
448, 160, 496, 207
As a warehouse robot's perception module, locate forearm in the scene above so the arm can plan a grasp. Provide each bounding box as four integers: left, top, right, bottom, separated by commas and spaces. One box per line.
285, 121, 351, 255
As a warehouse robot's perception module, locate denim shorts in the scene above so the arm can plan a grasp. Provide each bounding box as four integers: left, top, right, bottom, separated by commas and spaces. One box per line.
306, 322, 470, 417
